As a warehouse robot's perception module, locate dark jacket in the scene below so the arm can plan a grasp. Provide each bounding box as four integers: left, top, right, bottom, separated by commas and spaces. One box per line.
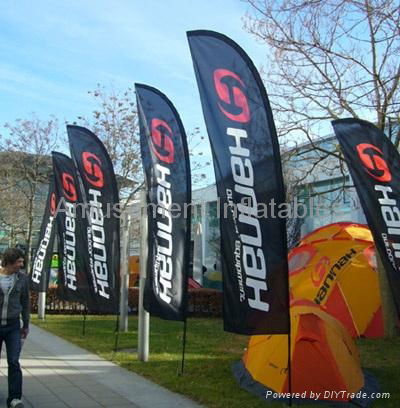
0, 271, 30, 328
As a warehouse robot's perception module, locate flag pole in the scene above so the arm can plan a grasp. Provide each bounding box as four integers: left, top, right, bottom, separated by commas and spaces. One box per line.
180, 319, 188, 375
286, 222, 293, 406
114, 212, 131, 352
113, 235, 121, 352
138, 189, 149, 362
119, 215, 131, 331
180, 275, 189, 375
82, 305, 87, 336
288, 322, 292, 406
38, 291, 46, 320
114, 314, 120, 352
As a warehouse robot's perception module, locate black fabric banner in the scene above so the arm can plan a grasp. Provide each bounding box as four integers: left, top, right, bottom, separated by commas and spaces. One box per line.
52, 152, 89, 303
332, 118, 400, 317
30, 175, 56, 292
187, 30, 290, 334
67, 125, 120, 313
135, 83, 191, 321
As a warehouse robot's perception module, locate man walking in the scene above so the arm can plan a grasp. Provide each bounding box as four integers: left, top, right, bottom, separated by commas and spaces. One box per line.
0, 248, 30, 408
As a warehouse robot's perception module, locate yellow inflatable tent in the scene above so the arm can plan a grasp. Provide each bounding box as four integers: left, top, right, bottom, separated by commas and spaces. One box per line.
289, 222, 383, 338
233, 301, 379, 406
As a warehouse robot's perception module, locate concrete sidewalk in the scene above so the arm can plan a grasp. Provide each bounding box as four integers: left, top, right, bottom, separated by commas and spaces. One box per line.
0, 325, 203, 408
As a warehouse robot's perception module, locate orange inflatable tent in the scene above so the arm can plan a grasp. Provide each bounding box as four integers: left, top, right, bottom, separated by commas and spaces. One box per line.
289, 222, 383, 338
233, 301, 379, 406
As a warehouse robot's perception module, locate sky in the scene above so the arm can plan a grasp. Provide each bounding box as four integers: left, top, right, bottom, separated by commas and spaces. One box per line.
0, 0, 269, 185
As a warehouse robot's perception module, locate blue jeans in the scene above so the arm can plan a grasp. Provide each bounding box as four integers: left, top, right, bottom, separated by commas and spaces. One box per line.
0, 320, 22, 406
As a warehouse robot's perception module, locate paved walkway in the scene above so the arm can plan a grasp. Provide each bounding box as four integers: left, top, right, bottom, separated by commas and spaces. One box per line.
0, 325, 202, 408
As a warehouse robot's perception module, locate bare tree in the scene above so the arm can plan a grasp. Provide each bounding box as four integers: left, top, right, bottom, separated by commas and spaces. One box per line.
245, 1, 399, 332
0, 116, 59, 269
186, 126, 212, 186
74, 84, 210, 261
76, 85, 210, 207
244, 0, 400, 167
74, 85, 142, 204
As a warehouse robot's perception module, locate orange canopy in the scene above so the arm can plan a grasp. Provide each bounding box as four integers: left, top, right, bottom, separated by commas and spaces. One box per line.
234, 301, 379, 404
289, 222, 383, 338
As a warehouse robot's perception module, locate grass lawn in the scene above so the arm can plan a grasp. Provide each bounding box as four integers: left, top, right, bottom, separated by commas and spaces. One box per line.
31, 315, 399, 408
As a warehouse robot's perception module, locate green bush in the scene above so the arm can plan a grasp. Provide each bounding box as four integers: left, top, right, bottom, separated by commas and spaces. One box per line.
30, 287, 223, 316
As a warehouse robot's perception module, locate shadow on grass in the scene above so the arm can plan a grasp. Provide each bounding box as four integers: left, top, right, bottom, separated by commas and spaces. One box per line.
32, 315, 399, 408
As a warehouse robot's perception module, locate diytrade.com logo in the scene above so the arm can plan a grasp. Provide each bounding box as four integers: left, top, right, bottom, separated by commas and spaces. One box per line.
265, 390, 390, 401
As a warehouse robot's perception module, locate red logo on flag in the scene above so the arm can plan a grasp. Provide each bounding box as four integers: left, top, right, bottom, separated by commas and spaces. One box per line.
356, 143, 392, 182
312, 257, 329, 287
150, 119, 175, 164
82, 152, 104, 188
50, 193, 57, 215
213, 69, 250, 123
62, 173, 78, 202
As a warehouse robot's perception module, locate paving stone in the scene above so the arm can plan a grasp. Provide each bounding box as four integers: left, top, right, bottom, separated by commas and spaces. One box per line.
0, 325, 202, 408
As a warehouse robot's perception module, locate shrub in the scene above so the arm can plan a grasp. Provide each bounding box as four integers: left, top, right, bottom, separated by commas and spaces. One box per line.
30, 287, 223, 317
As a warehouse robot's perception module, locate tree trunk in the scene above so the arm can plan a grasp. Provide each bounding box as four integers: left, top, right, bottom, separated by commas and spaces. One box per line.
25, 204, 34, 274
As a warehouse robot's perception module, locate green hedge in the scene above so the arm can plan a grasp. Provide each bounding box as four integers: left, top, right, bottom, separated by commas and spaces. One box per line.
30, 287, 222, 317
